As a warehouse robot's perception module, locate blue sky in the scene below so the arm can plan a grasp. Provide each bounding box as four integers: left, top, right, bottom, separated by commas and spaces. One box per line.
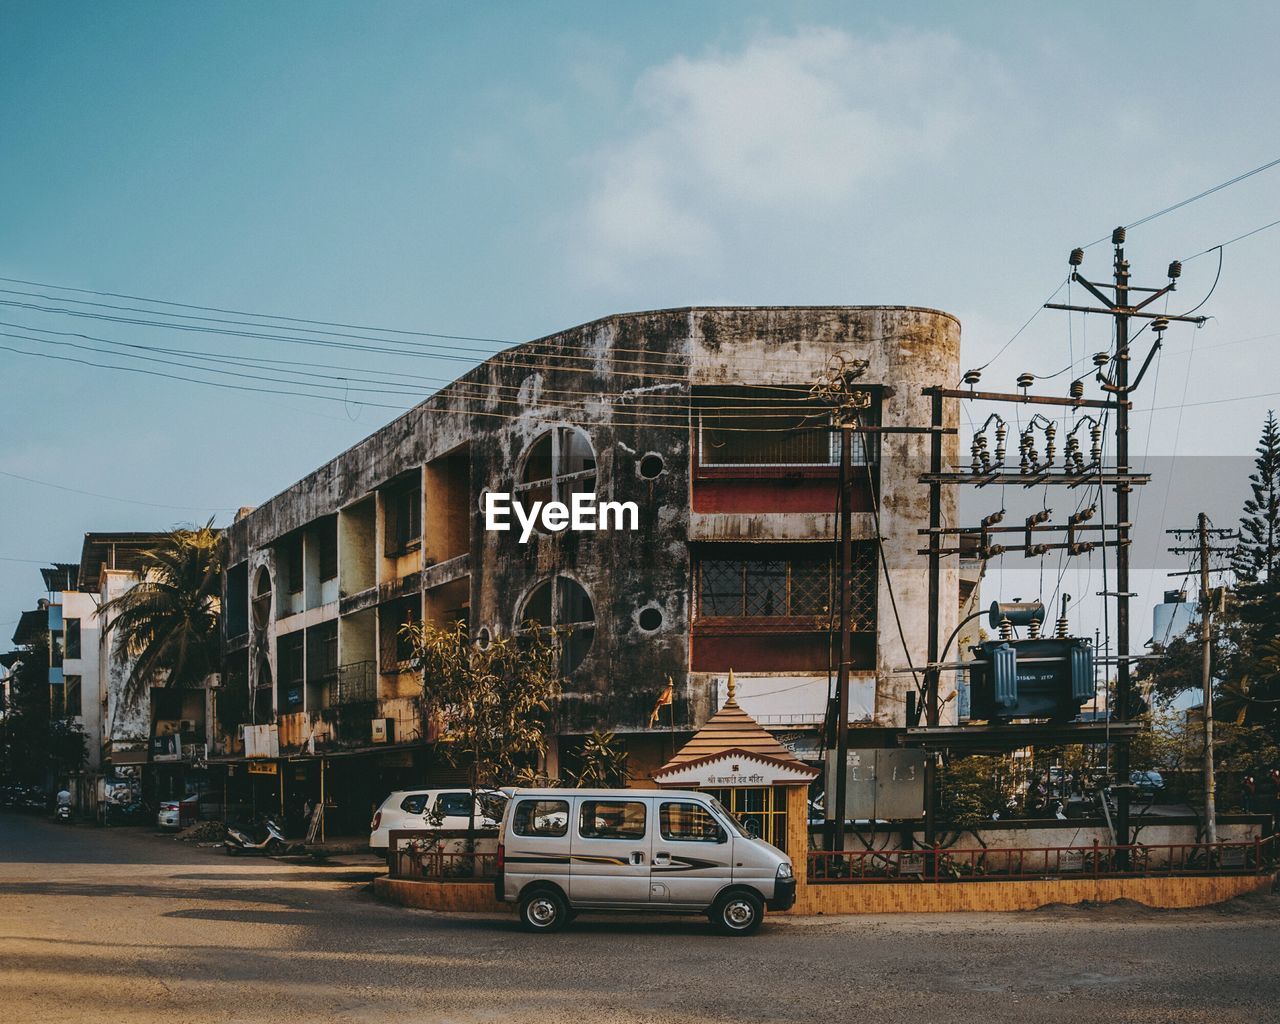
2, 2, 1279, 644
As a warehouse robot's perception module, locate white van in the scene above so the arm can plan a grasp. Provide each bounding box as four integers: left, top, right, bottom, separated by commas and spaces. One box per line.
496, 787, 795, 935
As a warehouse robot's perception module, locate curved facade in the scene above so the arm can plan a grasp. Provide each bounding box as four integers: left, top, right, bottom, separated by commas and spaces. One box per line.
217, 306, 960, 821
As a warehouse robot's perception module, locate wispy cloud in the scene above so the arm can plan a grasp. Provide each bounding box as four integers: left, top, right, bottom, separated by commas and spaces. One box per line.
574, 27, 993, 290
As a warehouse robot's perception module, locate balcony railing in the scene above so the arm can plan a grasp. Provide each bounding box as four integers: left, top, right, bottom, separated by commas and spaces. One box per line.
332, 661, 376, 704
807, 836, 1276, 884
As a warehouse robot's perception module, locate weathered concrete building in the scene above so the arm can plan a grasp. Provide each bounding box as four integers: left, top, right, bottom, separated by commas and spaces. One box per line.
215, 306, 962, 833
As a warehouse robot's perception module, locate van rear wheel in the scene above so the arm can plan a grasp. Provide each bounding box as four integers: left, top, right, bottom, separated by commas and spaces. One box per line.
711, 890, 764, 936
519, 888, 568, 933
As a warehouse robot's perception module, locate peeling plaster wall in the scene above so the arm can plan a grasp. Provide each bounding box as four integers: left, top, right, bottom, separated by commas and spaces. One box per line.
222, 307, 958, 739
98, 570, 151, 750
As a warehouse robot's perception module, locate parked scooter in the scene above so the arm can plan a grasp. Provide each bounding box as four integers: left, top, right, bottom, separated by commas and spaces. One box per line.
223, 815, 301, 856
55, 803, 72, 823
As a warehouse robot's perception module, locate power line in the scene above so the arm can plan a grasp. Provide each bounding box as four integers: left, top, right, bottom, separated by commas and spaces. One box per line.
0, 469, 237, 512
0, 337, 855, 431
0, 276, 514, 346
1082, 154, 1280, 247
1184, 215, 1280, 262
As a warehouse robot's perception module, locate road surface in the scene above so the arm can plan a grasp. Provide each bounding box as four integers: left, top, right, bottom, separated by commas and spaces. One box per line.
1, 812, 1277, 1023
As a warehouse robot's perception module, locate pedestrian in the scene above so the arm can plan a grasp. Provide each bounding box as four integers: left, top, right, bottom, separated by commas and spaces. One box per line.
1243, 774, 1256, 813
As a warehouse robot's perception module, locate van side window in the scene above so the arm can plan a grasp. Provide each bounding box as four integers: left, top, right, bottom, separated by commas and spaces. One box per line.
434, 792, 472, 817
579, 800, 646, 840
660, 801, 721, 843
513, 799, 569, 837
399, 794, 430, 814
479, 793, 508, 821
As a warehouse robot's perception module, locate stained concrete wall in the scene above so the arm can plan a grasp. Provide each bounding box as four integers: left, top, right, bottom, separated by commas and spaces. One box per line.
221, 306, 959, 741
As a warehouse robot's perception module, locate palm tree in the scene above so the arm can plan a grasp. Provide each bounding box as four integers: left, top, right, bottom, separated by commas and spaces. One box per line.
102, 521, 222, 707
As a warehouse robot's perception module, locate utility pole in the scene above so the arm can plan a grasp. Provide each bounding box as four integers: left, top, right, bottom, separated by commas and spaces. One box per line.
1167, 516, 1236, 847
1045, 229, 1207, 855
811, 354, 870, 852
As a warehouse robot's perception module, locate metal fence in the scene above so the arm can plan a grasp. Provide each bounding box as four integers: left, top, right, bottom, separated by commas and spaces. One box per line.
807, 836, 1276, 883
387, 828, 499, 882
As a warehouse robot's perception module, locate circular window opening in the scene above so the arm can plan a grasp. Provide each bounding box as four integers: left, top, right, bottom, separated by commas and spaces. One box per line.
638, 453, 665, 480
516, 427, 597, 524
251, 567, 272, 630
475, 626, 492, 649
637, 606, 663, 632
517, 575, 596, 673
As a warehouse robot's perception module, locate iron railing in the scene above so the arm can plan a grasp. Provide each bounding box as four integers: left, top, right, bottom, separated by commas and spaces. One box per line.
807, 836, 1276, 883
332, 661, 376, 705
387, 828, 499, 881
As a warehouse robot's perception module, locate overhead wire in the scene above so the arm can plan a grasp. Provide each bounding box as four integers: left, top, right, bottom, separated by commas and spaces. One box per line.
0, 468, 236, 512
1081, 154, 1280, 248
0, 332, 880, 432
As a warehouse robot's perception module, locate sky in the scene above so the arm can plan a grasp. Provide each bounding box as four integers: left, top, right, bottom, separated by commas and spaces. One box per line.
2, 1, 1279, 653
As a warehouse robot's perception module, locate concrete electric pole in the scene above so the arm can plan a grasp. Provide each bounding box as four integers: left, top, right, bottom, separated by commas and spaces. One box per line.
1167, 514, 1236, 847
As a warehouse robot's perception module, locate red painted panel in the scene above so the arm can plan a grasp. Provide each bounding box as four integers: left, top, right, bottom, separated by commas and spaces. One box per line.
690, 628, 874, 673
692, 632, 830, 672
692, 477, 873, 514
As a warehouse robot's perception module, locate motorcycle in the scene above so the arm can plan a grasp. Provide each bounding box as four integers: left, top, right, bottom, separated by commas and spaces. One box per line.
223, 816, 301, 856
55, 803, 72, 823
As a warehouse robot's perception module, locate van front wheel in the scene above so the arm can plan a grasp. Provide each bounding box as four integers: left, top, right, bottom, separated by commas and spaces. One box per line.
519, 888, 568, 933
711, 890, 764, 936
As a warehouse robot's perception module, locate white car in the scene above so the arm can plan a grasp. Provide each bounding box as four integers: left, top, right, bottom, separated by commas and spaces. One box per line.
369, 788, 506, 851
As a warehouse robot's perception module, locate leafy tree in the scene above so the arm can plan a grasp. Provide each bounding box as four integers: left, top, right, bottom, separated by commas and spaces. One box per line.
0, 630, 86, 786
404, 618, 563, 826
1233, 410, 1280, 584
99, 522, 221, 776
101, 521, 222, 702
566, 730, 631, 788
2, 633, 52, 784
938, 753, 1019, 828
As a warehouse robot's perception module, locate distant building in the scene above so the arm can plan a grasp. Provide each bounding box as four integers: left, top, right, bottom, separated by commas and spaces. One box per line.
6, 533, 212, 812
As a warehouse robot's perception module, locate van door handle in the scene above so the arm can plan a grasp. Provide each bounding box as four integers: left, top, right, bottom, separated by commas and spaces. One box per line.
630, 851, 646, 865
653, 852, 671, 865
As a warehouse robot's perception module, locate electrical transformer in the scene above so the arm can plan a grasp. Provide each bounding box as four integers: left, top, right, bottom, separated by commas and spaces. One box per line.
966, 600, 1096, 722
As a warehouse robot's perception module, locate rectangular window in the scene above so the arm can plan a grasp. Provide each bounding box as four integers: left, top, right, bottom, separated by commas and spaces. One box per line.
434, 793, 473, 818
305, 621, 338, 685
384, 480, 422, 556
64, 619, 81, 660
659, 801, 722, 843
578, 800, 647, 840
696, 546, 875, 630
694, 385, 879, 468
284, 535, 304, 594
513, 798, 569, 837
379, 597, 420, 673
65, 675, 82, 717
278, 632, 305, 708
50, 683, 65, 717
317, 518, 338, 582
400, 794, 430, 815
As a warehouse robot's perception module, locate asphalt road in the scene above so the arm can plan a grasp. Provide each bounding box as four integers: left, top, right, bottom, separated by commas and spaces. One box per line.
2, 813, 1278, 1024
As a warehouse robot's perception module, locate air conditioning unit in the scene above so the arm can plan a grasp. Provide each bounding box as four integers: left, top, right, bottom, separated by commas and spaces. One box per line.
371, 718, 394, 744
178, 719, 197, 734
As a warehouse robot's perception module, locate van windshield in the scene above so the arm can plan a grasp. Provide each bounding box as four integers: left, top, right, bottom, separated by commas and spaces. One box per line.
705, 797, 751, 838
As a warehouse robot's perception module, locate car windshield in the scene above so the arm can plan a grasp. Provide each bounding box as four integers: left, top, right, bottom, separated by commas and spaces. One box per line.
705, 796, 751, 838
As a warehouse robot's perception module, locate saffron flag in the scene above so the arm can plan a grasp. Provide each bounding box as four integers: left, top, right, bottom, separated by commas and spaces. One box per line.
649, 677, 674, 726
